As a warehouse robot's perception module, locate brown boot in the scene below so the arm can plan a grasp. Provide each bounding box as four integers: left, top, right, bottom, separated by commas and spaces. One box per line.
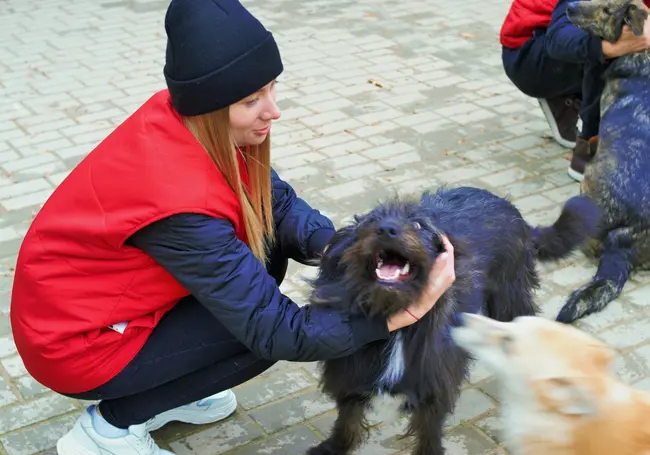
538, 96, 581, 149
568, 136, 598, 182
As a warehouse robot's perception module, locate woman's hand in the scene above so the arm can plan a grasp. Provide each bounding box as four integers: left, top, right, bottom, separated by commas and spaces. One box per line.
386, 235, 456, 332
602, 23, 650, 59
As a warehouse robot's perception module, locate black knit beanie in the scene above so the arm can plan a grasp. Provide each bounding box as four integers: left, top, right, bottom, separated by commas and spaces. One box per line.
163, 0, 284, 116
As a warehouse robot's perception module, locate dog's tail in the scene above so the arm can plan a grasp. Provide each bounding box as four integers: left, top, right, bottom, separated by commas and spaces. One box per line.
530, 195, 601, 261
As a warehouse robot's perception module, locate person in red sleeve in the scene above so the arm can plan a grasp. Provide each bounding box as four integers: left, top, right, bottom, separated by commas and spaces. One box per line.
9, 0, 456, 454
500, 0, 650, 182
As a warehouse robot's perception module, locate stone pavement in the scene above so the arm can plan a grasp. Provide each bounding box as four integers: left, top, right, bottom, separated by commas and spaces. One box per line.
2, 0, 650, 454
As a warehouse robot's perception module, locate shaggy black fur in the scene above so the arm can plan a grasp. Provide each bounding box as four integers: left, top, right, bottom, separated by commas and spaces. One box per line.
556, 0, 650, 323
306, 186, 600, 455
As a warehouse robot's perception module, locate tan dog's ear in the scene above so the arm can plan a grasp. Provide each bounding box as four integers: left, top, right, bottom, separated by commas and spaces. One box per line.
534, 377, 597, 416
625, 4, 648, 36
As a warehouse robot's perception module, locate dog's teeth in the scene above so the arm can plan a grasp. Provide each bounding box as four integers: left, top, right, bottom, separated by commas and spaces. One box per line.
375, 267, 401, 281
377, 259, 384, 268
401, 262, 410, 275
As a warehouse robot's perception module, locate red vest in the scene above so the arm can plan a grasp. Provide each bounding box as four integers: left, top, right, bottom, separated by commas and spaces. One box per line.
500, 0, 650, 49
10, 90, 250, 394
500, 0, 558, 48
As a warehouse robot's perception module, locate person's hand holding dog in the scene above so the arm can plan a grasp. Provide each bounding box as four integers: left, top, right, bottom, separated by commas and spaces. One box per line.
602, 19, 650, 59
386, 235, 456, 332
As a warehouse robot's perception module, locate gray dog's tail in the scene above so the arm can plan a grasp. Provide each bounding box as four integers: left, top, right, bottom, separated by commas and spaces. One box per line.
530, 195, 601, 261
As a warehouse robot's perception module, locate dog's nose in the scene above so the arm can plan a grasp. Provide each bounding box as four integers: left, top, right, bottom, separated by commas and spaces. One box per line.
377, 220, 401, 238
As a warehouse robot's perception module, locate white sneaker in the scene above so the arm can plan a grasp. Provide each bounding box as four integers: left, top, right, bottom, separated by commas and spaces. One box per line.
145, 389, 237, 432
57, 406, 175, 455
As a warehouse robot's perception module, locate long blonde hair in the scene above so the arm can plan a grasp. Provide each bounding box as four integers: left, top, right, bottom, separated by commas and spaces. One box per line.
183, 108, 274, 264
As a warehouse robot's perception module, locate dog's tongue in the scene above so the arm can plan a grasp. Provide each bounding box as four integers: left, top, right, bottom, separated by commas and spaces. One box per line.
378, 264, 402, 280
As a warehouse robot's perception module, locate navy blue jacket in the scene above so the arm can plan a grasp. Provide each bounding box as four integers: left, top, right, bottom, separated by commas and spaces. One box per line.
127, 169, 390, 362
545, 0, 606, 64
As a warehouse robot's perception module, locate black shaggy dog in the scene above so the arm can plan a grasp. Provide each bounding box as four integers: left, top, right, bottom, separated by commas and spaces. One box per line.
553, 0, 650, 323
306, 186, 600, 455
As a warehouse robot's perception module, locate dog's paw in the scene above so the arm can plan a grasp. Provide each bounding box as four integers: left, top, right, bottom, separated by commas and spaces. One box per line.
556, 279, 616, 324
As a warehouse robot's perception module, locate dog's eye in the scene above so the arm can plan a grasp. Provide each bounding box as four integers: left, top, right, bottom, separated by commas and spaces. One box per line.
413, 221, 421, 230
603, 6, 611, 14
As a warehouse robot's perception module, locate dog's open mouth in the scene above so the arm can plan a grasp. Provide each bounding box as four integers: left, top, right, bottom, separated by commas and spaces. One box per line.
374, 250, 412, 283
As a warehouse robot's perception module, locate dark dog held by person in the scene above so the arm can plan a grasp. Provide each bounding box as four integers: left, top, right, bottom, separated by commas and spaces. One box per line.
305, 186, 600, 455
554, 0, 650, 324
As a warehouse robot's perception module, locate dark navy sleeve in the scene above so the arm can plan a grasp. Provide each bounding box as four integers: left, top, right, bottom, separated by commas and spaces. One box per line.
545, 0, 606, 64
127, 213, 389, 362
271, 168, 335, 265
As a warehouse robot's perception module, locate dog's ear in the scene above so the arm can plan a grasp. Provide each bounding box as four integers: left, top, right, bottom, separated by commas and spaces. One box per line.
533, 377, 598, 416
441, 232, 473, 272
308, 224, 358, 304
322, 225, 357, 260
625, 3, 648, 36
300, 224, 354, 267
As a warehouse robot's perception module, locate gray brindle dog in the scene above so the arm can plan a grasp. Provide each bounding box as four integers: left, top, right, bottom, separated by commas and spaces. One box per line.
556, 0, 650, 323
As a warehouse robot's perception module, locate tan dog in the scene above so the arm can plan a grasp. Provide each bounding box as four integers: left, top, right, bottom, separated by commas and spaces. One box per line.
450, 313, 650, 455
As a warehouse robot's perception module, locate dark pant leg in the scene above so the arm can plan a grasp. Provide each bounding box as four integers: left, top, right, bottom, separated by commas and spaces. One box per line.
501, 30, 609, 139
580, 61, 609, 139
502, 31, 583, 99
65, 251, 290, 428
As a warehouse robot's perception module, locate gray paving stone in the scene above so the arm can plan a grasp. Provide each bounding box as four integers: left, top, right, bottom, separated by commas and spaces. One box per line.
442, 425, 498, 455
14, 376, 48, 400
224, 425, 321, 455
598, 319, 650, 350
355, 417, 412, 455
248, 389, 335, 433
474, 414, 508, 446
0, 294, 9, 316
0, 394, 77, 434
168, 415, 264, 455
0, 337, 16, 359
310, 411, 336, 437
1, 356, 26, 378
0, 414, 77, 455
233, 368, 315, 411
476, 380, 500, 405
445, 389, 496, 428
624, 284, 650, 306
0, 376, 17, 408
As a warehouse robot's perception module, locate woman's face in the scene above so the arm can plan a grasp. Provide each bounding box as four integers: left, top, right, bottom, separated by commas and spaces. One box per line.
229, 80, 281, 147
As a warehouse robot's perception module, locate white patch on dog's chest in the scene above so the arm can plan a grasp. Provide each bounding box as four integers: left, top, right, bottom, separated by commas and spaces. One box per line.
377, 331, 406, 389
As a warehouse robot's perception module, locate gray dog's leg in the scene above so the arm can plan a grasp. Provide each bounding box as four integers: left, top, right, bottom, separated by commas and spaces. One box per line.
557, 226, 641, 323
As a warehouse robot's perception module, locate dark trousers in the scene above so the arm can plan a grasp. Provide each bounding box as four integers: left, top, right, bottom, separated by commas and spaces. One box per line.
501, 30, 609, 139
63, 250, 289, 429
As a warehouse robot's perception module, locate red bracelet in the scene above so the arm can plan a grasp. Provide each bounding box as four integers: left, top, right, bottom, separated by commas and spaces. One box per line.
405, 309, 420, 321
